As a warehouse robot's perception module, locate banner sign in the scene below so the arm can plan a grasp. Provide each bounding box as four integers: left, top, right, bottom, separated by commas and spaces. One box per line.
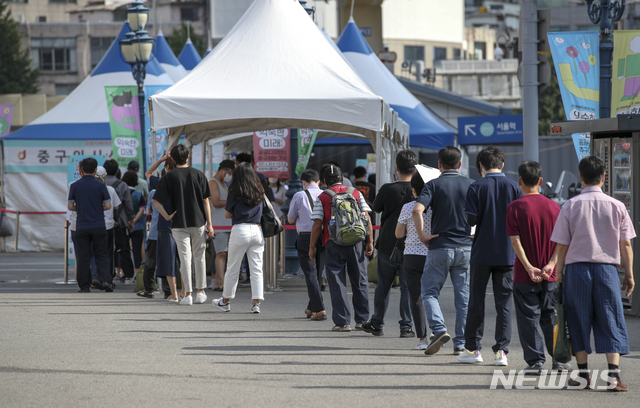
144, 85, 170, 170
457, 114, 523, 145
3, 139, 112, 173
0, 104, 14, 137
105, 86, 143, 170
548, 31, 600, 160
295, 129, 317, 176
612, 31, 640, 117
253, 129, 290, 178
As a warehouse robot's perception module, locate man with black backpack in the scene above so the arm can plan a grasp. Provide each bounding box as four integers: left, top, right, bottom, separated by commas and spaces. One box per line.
309, 165, 374, 332
362, 150, 417, 338
104, 159, 135, 283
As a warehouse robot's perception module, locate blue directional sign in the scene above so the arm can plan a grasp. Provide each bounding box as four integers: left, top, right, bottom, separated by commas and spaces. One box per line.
457, 114, 523, 145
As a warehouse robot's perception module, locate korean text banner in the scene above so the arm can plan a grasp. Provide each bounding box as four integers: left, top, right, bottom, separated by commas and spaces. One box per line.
145, 85, 170, 170
548, 31, 599, 160
254, 129, 290, 178
104, 86, 143, 170
612, 31, 640, 117
296, 129, 317, 177
0, 104, 14, 137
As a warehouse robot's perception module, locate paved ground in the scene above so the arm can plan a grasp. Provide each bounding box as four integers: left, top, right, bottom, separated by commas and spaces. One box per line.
1, 252, 639, 407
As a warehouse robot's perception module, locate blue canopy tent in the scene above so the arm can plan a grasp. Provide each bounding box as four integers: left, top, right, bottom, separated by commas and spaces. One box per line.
155, 30, 188, 82
337, 18, 455, 150
178, 38, 202, 71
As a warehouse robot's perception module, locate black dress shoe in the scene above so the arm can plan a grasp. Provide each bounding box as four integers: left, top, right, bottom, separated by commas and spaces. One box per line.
91, 279, 105, 290
78, 288, 90, 293
103, 283, 114, 293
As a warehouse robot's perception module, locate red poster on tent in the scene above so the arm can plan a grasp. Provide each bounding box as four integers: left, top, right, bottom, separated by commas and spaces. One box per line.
253, 129, 290, 178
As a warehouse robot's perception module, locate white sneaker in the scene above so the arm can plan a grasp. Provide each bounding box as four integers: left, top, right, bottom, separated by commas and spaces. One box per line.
415, 338, 430, 350
212, 297, 230, 312
457, 349, 483, 363
251, 303, 260, 314
494, 350, 508, 366
194, 292, 207, 304
124, 278, 133, 286
179, 295, 193, 306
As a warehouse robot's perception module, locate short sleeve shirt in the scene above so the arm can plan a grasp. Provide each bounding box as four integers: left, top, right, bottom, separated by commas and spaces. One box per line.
287, 184, 323, 232
153, 167, 211, 229
311, 184, 371, 246
104, 186, 121, 230
68, 175, 111, 230
551, 186, 636, 264
225, 196, 263, 225
465, 172, 522, 265
146, 190, 158, 240
398, 201, 432, 256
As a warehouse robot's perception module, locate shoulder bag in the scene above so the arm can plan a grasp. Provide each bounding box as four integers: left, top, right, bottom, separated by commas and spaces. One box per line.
261, 194, 283, 238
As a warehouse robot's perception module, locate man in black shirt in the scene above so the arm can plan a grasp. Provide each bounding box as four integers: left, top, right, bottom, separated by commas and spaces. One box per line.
412, 146, 474, 356
362, 150, 417, 337
154, 145, 214, 306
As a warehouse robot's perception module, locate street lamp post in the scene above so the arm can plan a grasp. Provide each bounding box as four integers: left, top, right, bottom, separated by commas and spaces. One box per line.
119, 1, 155, 174
586, 0, 626, 118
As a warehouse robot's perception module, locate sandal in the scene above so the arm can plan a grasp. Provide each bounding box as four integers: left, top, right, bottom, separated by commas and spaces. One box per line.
136, 291, 154, 298
305, 309, 313, 319
311, 311, 327, 321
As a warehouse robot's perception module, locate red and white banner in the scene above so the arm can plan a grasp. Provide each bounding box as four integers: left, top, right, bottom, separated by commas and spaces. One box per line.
253, 129, 290, 178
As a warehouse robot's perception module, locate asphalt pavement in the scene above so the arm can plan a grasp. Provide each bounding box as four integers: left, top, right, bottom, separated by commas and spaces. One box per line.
1, 252, 639, 407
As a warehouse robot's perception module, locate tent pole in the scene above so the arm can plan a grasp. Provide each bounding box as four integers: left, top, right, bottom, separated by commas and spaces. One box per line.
201, 142, 206, 174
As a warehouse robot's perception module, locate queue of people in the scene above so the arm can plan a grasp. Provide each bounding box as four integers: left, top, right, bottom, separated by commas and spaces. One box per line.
67, 146, 634, 391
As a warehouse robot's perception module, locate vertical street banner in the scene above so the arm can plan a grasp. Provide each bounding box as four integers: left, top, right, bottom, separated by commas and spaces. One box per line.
0, 104, 14, 137
253, 129, 290, 178
548, 31, 600, 160
104, 86, 143, 170
612, 31, 640, 117
295, 129, 317, 176
144, 85, 170, 170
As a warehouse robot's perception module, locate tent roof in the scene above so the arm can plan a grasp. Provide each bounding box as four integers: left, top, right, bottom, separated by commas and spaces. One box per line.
178, 38, 202, 71
156, 30, 188, 82
337, 18, 455, 150
149, 0, 393, 147
5, 23, 173, 141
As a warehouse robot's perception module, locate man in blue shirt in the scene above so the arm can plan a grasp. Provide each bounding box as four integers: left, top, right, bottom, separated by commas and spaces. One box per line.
458, 146, 522, 366
68, 157, 112, 293
288, 169, 326, 320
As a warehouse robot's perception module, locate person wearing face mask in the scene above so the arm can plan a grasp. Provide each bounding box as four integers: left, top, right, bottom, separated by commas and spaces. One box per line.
207, 160, 236, 291
269, 177, 286, 217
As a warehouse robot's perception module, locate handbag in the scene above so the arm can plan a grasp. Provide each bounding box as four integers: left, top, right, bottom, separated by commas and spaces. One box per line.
260, 194, 283, 238
389, 239, 404, 266
553, 283, 573, 364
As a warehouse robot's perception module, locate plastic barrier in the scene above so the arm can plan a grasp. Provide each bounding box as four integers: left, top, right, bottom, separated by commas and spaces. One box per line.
0, 208, 66, 252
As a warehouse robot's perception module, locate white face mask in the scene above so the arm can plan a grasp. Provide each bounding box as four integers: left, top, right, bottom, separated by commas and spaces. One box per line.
223, 171, 233, 183
268, 177, 278, 184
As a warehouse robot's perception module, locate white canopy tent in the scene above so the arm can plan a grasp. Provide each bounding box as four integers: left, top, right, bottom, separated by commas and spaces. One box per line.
149, 0, 408, 186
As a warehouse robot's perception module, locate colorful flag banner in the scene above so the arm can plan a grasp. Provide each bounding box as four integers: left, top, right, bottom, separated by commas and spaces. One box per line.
104, 86, 143, 171
144, 85, 170, 170
548, 31, 599, 160
0, 104, 14, 137
612, 31, 640, 117
295, 129, 317, 176
253, 129, 290, 178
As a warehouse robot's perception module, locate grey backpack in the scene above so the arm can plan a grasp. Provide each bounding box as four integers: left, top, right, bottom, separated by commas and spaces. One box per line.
324, 187, 369, 246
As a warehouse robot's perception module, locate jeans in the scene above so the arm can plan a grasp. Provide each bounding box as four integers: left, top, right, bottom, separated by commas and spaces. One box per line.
514, 281, 558, 366
421, 247, 470, 348
297, 233, 325, 312
464, 264, 514, 354
223, 224, 265, 300
75, 227, 110, 290
403, 255, 428, 338
324, 240, 369, 326
172, 225, 207, 294
371, 252, 412, 330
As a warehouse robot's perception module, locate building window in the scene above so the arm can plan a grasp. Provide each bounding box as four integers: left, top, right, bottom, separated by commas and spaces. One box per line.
55, 84, 78, 95
453, 48, 462, 60
181, 8, 199, 21
404, 46, 425, 62
549, 25, 570, 32
114, 8, 127, 22
30, 38, 77, 72
37, 16, 47, 23
91, 37, 114, 68
474, 41, 486, 60
7, 0, 28, 3
433, 47, 447, 68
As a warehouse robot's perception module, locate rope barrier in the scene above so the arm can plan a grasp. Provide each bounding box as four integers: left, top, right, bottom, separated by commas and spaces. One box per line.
0, 208, 66, 215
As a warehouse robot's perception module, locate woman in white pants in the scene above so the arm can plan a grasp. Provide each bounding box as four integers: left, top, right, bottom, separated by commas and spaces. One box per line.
212, 162, 265, 314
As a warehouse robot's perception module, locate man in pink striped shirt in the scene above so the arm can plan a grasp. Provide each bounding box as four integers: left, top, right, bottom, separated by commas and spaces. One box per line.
544, 156, 635, 392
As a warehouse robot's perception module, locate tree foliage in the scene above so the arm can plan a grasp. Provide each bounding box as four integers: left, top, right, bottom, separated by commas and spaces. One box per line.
167, 22, 207, 59
0, 0, 38, 94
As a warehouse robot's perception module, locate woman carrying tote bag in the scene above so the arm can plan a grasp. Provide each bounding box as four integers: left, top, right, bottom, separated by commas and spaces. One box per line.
212, 162, 266, 314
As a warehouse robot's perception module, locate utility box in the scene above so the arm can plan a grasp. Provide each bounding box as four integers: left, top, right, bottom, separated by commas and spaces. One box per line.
551, 115, 640, 316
